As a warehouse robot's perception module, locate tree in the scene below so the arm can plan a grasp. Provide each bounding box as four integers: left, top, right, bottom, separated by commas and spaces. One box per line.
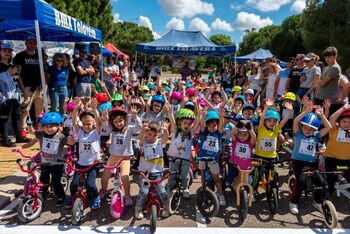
209, 34, 234, 46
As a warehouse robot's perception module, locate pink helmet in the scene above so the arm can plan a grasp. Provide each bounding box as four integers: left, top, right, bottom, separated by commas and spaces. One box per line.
197, 97, 207, 107
185, 88, 197, 97
66, 102, 75, 112
170, 91, 183, 101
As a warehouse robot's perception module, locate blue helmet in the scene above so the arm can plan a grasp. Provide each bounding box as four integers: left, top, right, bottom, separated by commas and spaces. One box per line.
234, 95, 246, 103
39, 112, 63, 125
152, 95, 165, 104
184, 101, 195, 107
186, 82, 192, 88
265, 109, 280, 121
300, 113, 321, 130
224, 88, 232, 93
98, 102, 112, 113
165, 86, 171, 92
147, 83, 155, 90
205, 110, 220, 122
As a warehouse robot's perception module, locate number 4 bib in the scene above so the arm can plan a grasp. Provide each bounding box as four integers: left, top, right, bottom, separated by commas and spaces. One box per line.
202, 136, 219, 152
42, 137, 59, 155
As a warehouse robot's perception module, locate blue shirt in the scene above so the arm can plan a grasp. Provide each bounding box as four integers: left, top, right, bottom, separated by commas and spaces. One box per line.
47, 66, 68, 87
279, 68, 291, 79
222, 122, 234, 144
198, 129, 222, 161
74, 58, 91, 83
291, 130, 321, 162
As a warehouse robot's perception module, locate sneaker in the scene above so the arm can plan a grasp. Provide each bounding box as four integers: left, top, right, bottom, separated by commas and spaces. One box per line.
183, 190, 190, 199
92, 197, 101, 210
125, 195, 133, 207
99, 189, 108, 199
289, 202, 299, 215
162, 206, 170, 218
134, 206, 144, 220
313, 201, 322, 212
2, 138, 15, 147
217, 193, 226, 207
16, 137, 31, 143
65, 196, 73, 209
56, 197, 65, 207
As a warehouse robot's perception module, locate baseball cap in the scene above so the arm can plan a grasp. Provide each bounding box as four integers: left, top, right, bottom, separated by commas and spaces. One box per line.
304, 53, 315, 61
26, 36, 36, 41
0, 43, 13, 51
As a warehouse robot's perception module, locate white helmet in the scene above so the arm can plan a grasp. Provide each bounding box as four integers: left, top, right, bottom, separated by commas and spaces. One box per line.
244, 88, 254, 96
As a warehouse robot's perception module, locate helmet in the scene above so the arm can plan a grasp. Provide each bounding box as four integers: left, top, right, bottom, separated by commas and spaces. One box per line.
205, 110, 220, 122
242, 104, 255, 112
234, 95, 246, 103
152, 95, 165, 104
283, 92, 297, 102
95, 93, 109, 104
265, 109, 280, 121
109, 107, 127, 119
197, 97, 207, 107
147, 82, 155, 90
144, 93, 151, 100
244, 88, 254, 96
112, 93, 123, 102
39, 112, 63, 125
232, 86, 242, 93
175, 108, 195, 120
165, 86, 171, 92
339, 110, 350, 121
224, 88, 232, 93
170, 91, 183, 101
141, 85, 150, 92
66, 101, 75, 112
130, 98, 142, 107
184, 101, 195, 107
185, 88, 197, 97
98, 102, 112, 113
300, 113, 321, 129
161, 81, 168, 86
186, 82, 192, 88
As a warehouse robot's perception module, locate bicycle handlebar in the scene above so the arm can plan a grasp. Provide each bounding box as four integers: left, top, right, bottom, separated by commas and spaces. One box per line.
336, 166, 349, 171
16, 158, 41, 174
12, 148, 42, 162
251, 158, 290, 166
103, 158, 126, 170
65, 160, 104, 173
132, 169, 170, 184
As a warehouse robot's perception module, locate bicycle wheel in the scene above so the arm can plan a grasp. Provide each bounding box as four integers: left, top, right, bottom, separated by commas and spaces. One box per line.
150, 204, 158, 233
267, 185, 279, 215
72, 197, 84, 225
287, 175, 296, 194
60, 174, 70, 193
196, 187, 219, 218
17, 196, 43, 223
168, 189, 182, 214
322, 200, 338, 228
239, 189, 248, 220
110, 191, 124, 219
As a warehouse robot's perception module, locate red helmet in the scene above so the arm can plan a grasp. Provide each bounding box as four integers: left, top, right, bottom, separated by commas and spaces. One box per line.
185, 88, 197, 97
339, 110, 350, 121
170, 91, 183, 101
95, 93, 109, 104
108, 107, 127, 120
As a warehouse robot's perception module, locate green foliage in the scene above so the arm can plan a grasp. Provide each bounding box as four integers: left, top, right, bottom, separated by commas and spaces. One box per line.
209, 34, 234, 46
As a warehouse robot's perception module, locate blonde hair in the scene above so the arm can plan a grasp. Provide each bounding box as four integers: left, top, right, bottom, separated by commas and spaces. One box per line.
52, 53, 67, 67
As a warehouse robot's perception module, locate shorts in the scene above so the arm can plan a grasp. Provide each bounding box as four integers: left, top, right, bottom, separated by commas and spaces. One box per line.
198, 160, 220, 174
76, 82, 91, 99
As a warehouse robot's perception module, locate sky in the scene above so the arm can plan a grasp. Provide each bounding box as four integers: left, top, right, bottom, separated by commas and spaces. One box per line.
111, 0, 306, 45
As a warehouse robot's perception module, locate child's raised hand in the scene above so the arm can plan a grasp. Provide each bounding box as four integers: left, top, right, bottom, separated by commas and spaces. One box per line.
101, 110, 109, 121
142, 122, 149, 130
164, 102, 171, 113
302, 95, 309, 106
265, 98, 273, 107
343, 103, 350, 110
323, 99, 331, 110
315, 105, 324, 116
73, 97, 82, 109
284, 102, 293, 110
305, 100, 313, 113
91, 97, 98, 110
130, 104, 138, 116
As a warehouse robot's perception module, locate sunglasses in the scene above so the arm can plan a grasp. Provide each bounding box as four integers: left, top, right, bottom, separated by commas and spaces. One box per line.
56, 60, 64, 62
295, 58, 303, 61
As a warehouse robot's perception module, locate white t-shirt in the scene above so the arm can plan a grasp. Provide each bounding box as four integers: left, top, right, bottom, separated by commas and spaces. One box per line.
167, 131, 193, 160
138, 139, 164, 173
248, 74, 261, 91
104, 64, 119, 81
77, 129, 101, 166
266, 74, 278, 99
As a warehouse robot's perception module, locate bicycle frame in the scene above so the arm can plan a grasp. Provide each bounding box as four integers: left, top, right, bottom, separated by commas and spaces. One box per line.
103, 159, 126, 206
232, 165, 254, 207
252, 159, 280, 191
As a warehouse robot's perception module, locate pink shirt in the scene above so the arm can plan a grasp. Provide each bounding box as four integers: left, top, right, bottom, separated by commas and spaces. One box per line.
230, 138, 253, 170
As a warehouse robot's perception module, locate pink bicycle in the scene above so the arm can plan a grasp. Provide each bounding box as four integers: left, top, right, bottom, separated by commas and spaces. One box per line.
103, 159, 126, 219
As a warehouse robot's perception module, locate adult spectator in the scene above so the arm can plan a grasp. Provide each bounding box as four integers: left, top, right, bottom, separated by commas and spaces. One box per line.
65, 53, 76, 100
233, 65, 245, 87
191, 65, 201, 79
120, 59, 130, 84
315, 46, 341, 115
332, 75, 349, 107
135, 61, 144, 84
264, 63, 279, 100
221, 64, 230, 89
287, 54, 305, 94
13, 37, 42, 140
74, 48, 95, 109
103, 54, 118, 95
297, 53, 321, 99
0, 44, 22, 146
149, 61, 161, 83
274, 58, 295, 98
180, 61, 192, 81
46, 53, 68, 116
247, 63, 261, 97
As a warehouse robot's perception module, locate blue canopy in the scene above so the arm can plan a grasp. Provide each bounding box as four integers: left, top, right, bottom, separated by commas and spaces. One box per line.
136, 30, 236, 56
235, 49, 273, 62
0, 0, 102, 42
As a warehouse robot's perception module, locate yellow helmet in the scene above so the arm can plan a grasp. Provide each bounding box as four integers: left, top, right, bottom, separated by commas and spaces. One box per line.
141, 85, 150, 92
283, 92, 296, 102
232, 86, 242, 93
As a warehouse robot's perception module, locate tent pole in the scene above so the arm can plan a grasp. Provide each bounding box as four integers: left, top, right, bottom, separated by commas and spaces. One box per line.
135, 51, 137, 64
145, 55, 147, 65
234, 48, 237, 76
98, 42, 103, 81
35, 20, 48, 112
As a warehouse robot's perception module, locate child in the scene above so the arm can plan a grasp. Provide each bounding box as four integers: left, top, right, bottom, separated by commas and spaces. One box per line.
289, 101, 331, 215
22, 112, 68, 206
279, 92, 298, 138
210, 90, 227, 111
170, 91, 183, 116
324, 104, 350, 194
167, 107, 196, 199
198, 109, 226, 206
135, 121, 170, 219
233, 95, 246, 114
145, 94, 166, 123
99, 105, 141, 206
66, 97, 102, 209
225, 121, 256, 186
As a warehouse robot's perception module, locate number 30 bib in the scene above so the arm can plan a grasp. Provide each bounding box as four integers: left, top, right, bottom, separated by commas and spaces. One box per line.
202, 136, 219, 152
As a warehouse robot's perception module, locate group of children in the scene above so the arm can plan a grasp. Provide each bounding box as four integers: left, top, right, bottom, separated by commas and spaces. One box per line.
20, 77, 350, 219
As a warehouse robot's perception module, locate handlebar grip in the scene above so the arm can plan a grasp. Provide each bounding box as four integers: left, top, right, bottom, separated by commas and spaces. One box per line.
336, 166, 348, 170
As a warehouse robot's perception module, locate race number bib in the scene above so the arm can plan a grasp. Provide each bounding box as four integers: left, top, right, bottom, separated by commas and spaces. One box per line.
79, 141, 99, 158
234, 143, 251, 159
174, 138, 187, 159
114, 134, 125, 148
42, 137, 60, 155
282, 109, 294, 120
144, 143, 162, 160
336, 129, 350, 143
299, 139, 316, 156
202, 136, 219, 152
259, 138, 275, 151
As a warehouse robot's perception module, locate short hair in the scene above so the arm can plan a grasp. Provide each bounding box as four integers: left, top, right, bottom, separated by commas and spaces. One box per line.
148, 121, 161, 133
323, 46, 338, 57
52, 53, 67, 67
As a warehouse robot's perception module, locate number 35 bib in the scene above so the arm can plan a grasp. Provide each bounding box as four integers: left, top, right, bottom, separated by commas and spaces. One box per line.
202, 136, 219, 152
259, 138, 275, 151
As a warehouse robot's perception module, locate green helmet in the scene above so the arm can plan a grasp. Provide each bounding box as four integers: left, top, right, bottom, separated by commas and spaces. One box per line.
112, 93, 123, 102
175, 108, 196, 120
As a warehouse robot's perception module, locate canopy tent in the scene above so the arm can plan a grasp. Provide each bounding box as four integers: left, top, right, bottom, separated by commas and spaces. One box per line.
105, 43, 129, 59
235, 49, 273, 62
136, 29, 236, 56
0, 0, 102, 111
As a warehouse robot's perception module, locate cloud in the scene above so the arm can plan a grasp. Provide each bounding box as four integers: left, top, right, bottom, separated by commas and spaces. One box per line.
153, 31, 161, 39
189, 17, 211, 34
230, 3, 244, 10
158, 0, 214, 18
211, 18, 234, 32
138, 16, 153, 30
166, 17, 185, 30
246, 0, 290, 12
291, 0, 306, 13
235, 11, 273, 31
113, 13, 122, 23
